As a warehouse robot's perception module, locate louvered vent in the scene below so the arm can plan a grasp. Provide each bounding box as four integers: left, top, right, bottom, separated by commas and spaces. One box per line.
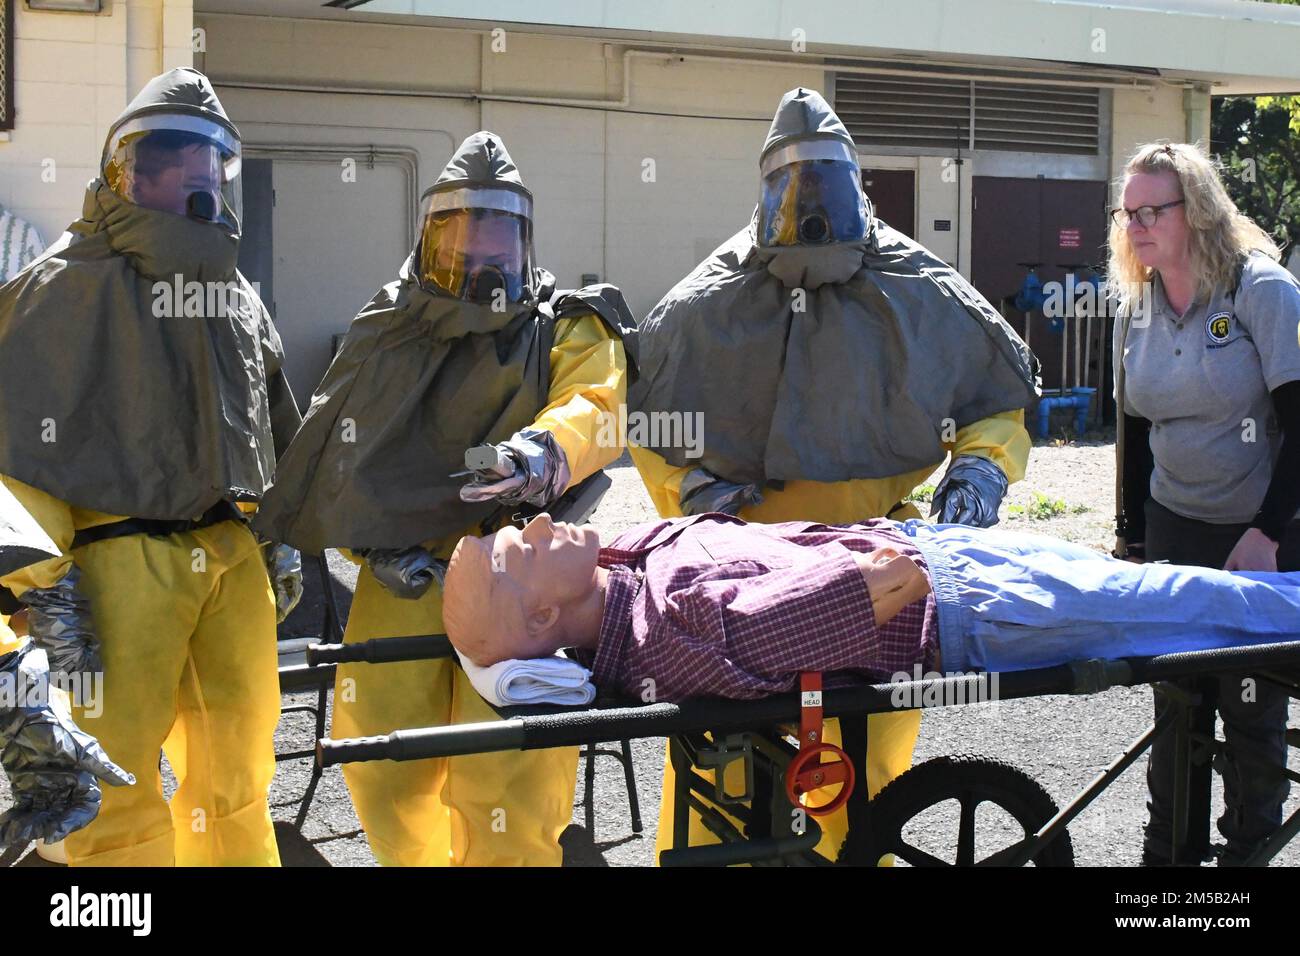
835, 73, 1099, 155
835, 74, 971, 150
972, 81, 1099, 153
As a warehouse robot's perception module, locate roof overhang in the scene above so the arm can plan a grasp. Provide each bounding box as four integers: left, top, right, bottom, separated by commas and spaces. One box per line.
195, 0, 1300, 96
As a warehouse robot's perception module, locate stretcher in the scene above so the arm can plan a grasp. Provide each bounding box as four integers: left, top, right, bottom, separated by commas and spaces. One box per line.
299, 468, 1300, 865
309, 632, 1300, 866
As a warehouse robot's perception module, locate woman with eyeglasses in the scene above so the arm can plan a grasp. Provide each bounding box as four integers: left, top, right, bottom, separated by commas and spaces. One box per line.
1109, 141, 1300, 867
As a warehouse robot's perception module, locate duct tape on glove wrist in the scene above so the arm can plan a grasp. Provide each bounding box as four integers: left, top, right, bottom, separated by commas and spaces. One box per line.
21, 565, 99, 679
459, 428, 571, 507
678, 468, 764, 517
929, 455, 1009, 528
366, 546, 447, 599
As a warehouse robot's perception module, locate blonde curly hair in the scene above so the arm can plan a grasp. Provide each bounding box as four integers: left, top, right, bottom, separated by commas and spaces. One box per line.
1107, 141, 1280, 313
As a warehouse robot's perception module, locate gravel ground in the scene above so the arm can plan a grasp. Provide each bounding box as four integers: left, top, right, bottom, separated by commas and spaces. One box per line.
5, 431, 1298, 868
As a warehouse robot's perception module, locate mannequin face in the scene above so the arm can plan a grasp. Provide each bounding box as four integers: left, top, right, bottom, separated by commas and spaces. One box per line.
443, 514, 603, 666
488, 513, 601, 598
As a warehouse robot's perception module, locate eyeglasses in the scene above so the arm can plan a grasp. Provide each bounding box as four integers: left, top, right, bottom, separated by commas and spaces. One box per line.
1110, 199, 1185, 228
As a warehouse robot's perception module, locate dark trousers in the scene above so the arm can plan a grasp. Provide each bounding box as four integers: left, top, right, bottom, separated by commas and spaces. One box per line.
1142, 499, 1299, 863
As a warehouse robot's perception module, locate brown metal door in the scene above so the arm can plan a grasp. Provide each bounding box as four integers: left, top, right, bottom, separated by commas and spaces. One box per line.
971, 176, 1111, 418
971, 176, 1107, 305
972, 176, 1042, 310
862, 168, 916, 238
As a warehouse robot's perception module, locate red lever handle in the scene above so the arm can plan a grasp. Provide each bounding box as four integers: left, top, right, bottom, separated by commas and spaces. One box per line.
786, 673, 856, 816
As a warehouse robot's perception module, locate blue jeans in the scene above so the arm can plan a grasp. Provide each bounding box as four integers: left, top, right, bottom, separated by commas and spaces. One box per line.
896, 522, 1300, 674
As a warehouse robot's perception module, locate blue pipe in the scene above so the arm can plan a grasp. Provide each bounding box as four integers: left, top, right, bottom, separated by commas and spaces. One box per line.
1036, 387, 1096, 438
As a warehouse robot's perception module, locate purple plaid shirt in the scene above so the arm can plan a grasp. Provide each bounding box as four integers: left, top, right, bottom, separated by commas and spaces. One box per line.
580, 514, 939, 702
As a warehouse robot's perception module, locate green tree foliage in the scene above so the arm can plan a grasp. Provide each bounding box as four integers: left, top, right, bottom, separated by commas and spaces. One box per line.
1211, 97, 1300, 252
1208, 0, 1300, 251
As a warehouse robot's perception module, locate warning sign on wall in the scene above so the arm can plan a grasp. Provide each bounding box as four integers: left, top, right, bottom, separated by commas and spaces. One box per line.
1059, 228, 1081, 249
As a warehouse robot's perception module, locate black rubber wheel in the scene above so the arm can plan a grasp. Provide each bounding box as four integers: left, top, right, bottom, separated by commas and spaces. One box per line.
844, 754, 1075, 866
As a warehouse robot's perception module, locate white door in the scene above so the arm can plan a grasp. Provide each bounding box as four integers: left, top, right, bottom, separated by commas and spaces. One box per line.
269, 157, 411, 404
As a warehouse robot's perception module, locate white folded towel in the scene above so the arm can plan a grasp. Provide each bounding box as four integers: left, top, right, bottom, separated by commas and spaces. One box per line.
454, 649, 596, 707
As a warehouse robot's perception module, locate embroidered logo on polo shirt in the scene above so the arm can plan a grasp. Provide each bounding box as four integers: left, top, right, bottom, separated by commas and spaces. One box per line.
1206, 311, 1233, 348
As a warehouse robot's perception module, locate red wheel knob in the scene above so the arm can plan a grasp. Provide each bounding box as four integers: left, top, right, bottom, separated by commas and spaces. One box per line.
785, 742, 856, 817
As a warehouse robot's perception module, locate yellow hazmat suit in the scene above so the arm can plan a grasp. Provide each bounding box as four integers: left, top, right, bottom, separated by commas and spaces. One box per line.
0, 71, 299, 867
334, 315, 627, 866
0, 483, 281, 866
631, 410, 1029, 862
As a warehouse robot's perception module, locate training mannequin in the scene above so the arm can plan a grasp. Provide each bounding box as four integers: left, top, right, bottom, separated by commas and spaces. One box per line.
443, 513, 1300, 702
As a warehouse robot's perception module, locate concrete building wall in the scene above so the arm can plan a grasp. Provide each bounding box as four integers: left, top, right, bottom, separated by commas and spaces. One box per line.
915, 155, 972, 274
3, 0, 192, 245
198, 14, 819, 317
1109, 84, 1189, 196
196, 13, 829, 390
364, 0, 1300, 95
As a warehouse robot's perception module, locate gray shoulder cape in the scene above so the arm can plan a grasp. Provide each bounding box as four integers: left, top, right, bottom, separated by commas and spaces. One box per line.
252, 264, 636, 554
629, 220, 1040, 485
0, 185, 298, 520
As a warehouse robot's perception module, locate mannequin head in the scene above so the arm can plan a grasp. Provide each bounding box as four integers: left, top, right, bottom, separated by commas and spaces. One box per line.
443, 514, 605, 666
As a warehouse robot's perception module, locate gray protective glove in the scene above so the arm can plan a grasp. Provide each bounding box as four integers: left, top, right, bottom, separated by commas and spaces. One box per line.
929, 455, 1009, 528
264, 543, 304, 624
365, 547, 447, 600
0, 643, 135, 847
21, 565, 99, 680
678, 468, 764, 517
458, 428, 571, 508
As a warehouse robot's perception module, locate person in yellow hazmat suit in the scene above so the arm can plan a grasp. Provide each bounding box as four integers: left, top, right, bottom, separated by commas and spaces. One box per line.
627, 88, 1039, 863
0, 69, 303, 866
254, 131, 637, 866
0, 482, 135, 850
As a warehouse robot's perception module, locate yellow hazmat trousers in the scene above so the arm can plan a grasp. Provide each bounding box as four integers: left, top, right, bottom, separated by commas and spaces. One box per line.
0, 478, 281, 866
629, 410, 1030, 864
334, 314, 627, 866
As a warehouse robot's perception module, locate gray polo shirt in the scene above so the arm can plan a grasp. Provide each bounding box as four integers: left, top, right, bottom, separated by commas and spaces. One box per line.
1116, 253, 1300, 525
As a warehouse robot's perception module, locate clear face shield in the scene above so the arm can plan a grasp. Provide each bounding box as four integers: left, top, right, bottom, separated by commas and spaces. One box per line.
416, 187, 536, 304
103, 113, 242, 231
757, 139, 870, 248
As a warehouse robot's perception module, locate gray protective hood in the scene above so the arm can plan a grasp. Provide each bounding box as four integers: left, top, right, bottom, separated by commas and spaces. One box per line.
628, 88, 1038, 486
107, 67, 237, 143
761, 86, 857, 160
252, 260, 637, 554
432, 130, 528, 192
0, 71, 299, 521
254, 132, 637, 553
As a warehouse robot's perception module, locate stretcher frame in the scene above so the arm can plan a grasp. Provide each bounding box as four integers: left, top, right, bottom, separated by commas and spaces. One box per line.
310, 634, 1300, 866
